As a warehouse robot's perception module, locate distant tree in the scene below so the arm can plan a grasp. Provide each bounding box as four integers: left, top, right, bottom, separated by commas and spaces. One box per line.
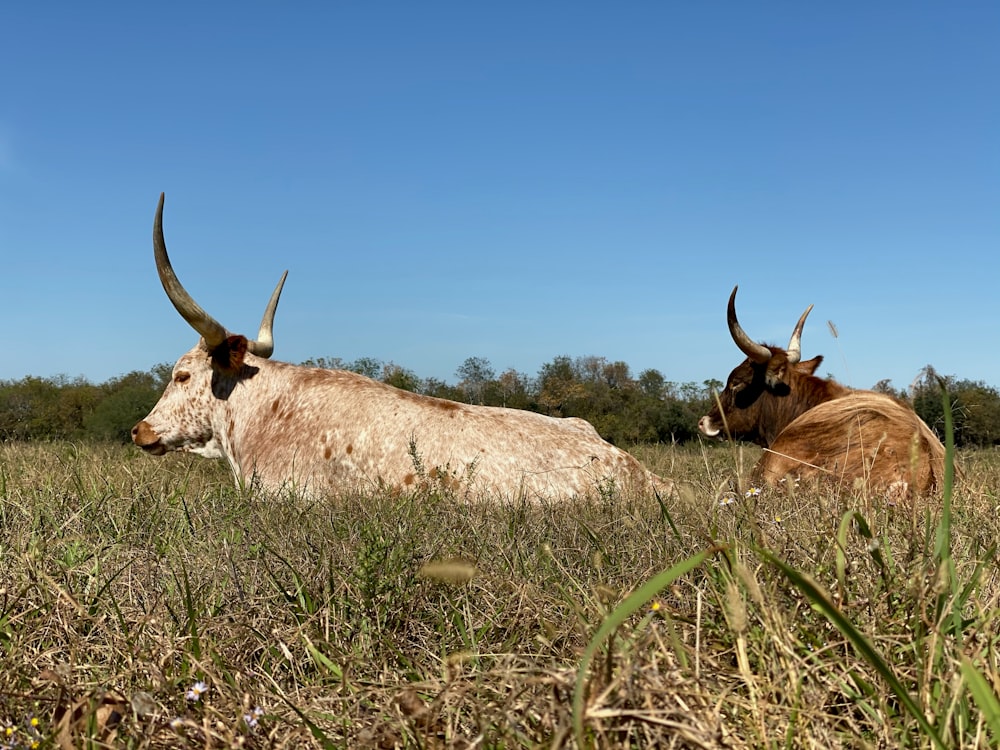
150, 362, 173, 390
348, 357, 383, 379
535, 356, 643, 443
660, 395, 706, 443
57, 378, 103, 436
382, 363, 422, 393
675, 380, 721, 418
85, 370, 163, 442
456, 357, 495, 405
956, 380, 1000, 446
577, 367, 618, 439
912, 366, 951, 439
537, 356, 586, 417
496, 368, 532, 409
910, 365, 1000, 447
0, 384, 27, 439
638, 369, 667, 400
422, 377, 464, 402
0, 375, 98, 439
576, 355, 605, 384
872, 378, 905, 400
618, 368, 706, 444
0, 376, 63, 439
300, 356, 348, 370
601, 360, 633, 390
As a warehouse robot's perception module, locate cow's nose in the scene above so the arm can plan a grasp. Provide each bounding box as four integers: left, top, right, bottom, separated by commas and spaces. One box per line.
698, 416, 720, 437
132, 420, 159, 446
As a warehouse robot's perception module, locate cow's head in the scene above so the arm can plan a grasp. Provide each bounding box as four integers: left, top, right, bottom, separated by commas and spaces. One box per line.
131, 194, 287, 457
698, 286, 823, 447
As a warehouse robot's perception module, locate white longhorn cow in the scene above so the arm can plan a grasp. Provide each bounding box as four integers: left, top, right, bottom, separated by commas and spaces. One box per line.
132, 194, 674, 501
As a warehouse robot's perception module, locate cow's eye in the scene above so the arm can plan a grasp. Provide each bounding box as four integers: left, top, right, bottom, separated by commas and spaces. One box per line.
175, 371, 191, 384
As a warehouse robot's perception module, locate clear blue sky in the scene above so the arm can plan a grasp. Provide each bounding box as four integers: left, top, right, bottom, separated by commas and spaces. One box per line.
2, 3, 997, 392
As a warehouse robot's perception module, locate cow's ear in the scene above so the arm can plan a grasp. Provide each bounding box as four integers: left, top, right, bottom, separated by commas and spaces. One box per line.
210, 335, 248, 374
797, 356, 824, 376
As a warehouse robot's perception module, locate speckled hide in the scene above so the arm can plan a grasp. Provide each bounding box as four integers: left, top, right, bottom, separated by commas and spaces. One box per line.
132, 194, 672, 502
134, 346, 673, 501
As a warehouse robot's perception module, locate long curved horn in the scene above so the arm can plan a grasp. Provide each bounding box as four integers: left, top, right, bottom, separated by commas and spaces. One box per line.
727, 286, 772, 364
153, 193, 228, 349
154, 194, 288, 358
785, 303, 814, 365
247, 270, 287, 358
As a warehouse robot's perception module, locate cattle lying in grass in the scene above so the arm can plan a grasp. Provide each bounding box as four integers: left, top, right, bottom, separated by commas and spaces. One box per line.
698, 286, 948, 496
132, 194, 674, 501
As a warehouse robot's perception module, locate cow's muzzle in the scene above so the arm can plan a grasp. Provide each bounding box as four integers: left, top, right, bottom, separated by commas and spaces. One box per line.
132, 421, 167, 455
697, 416, 721, 438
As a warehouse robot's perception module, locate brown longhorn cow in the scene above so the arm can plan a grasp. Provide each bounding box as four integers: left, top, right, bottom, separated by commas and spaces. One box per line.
698, 286, 949, 496
132, 194, 674, 501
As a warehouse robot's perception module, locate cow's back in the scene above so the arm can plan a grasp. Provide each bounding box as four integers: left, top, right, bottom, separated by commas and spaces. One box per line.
754, 391, 949, 496
235, 365, 670, 500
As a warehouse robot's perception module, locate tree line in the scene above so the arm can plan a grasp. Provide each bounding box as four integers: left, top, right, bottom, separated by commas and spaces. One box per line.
0, 357, 996, 448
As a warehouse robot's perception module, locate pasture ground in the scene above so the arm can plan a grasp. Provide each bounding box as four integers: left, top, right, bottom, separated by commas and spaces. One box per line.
0, 440, 997, 748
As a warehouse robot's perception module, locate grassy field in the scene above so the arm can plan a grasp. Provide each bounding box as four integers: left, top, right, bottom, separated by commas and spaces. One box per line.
0, 438, 998, 748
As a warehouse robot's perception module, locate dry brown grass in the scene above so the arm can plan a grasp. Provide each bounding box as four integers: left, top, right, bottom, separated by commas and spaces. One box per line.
0, 439, 997, 748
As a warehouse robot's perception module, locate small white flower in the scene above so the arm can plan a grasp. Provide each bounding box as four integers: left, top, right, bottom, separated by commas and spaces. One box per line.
719, 495, 736, 506
185, 681, 208, 702
243, 706, 264, 730
744, 487, 762, 499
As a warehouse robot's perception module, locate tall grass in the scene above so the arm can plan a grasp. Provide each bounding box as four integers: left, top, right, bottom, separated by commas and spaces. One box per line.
0, 437, 998, 747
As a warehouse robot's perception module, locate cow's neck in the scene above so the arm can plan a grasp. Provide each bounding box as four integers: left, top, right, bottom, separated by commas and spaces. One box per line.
210, 357, 296, 489
767, 375, 851, 445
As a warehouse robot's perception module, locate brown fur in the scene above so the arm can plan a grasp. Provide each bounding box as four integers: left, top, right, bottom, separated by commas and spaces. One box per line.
211, 335, 248, 374
755, 391, 949, 494
703, 352, 850, 446
700, 296, 951, 497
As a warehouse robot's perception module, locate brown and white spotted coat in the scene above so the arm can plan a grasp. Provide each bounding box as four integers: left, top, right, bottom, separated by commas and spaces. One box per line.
133, 195, 673, 501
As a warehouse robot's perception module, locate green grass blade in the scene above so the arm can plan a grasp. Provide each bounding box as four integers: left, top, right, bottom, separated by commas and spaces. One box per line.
759, 548, 948, 750
572, 546, 718, 745
179, 566, 201, 662
960, 655, 1000, 740
835, 510, 853, 604
281, 699, 339, 749
934, 377, 955, 563
655, 488, 683, 544
304, 634, 344, 680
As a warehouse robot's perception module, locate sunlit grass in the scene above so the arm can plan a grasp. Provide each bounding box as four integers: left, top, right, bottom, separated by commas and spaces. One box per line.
0, 438, 997, 747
